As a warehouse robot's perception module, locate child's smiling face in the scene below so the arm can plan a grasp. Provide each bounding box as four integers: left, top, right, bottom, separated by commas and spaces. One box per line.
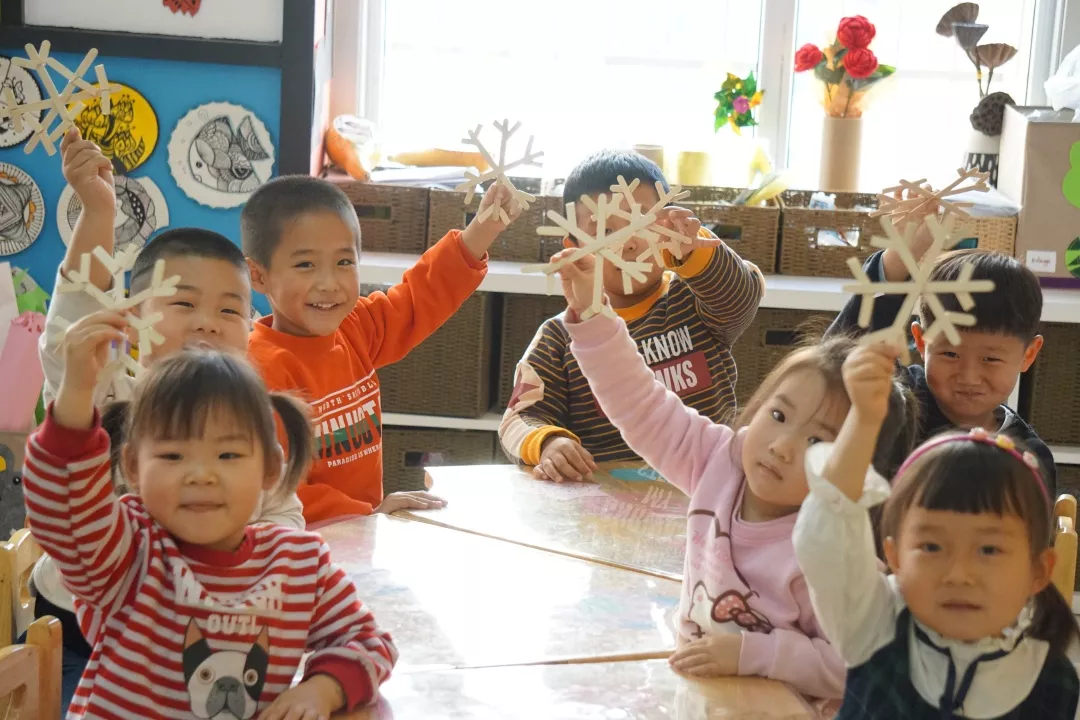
884, 507, 1054, 642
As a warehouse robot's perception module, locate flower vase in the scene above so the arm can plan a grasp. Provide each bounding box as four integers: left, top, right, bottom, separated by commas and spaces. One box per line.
963, 129, 1001, 187
819, 116, 862, 192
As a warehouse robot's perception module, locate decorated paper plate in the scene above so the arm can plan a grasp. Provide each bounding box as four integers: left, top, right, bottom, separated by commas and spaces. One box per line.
0, 163, 45, 256
0, 56, 44, 149
71, 82, 159, 174
168, 101, 275, 208
58, 175, 170, 252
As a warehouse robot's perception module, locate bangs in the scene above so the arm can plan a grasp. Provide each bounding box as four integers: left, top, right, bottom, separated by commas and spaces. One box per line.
129, 350, 271, 445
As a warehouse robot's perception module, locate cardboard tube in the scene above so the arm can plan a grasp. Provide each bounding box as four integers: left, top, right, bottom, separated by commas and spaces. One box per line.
819, 116, 862, 192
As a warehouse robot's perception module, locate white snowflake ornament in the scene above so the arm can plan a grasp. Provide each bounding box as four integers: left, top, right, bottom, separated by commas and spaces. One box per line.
843, 214, 995, 364
0, 42, 121, 156
872, 168, 990, 228
455, 120, 543, 224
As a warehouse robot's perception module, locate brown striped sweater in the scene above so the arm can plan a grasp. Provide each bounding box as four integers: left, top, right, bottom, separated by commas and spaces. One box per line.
499, 238, 764, 464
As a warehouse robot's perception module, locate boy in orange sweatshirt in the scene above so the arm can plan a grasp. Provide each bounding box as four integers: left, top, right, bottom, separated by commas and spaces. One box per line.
244, 176, 519, 524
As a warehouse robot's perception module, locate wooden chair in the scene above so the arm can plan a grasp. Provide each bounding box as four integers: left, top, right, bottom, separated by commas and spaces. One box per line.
1, 529, 43, 645
1052, 494, 1077, 601
0, 615, 61, 719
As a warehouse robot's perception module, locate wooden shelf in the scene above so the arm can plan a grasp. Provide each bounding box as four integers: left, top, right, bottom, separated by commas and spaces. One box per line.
383, 412, 502, 432
1052, 446, 1080, 466
360, 252, 1080, 323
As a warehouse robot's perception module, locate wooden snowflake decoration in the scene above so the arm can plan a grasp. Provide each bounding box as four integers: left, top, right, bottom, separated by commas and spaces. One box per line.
52, 248, 180, 384
843, 214, 995, 364
521, 176, 694, 319
455, 120, 544, 224
0, 42, 121, 156
872, 167, 990, 228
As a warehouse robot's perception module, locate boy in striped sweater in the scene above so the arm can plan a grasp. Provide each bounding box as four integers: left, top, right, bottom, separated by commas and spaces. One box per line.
499, 150, 765, 481
23, 337, 397, 717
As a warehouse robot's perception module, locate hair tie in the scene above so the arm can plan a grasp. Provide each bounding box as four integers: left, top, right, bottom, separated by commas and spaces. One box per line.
895, 428, 1050, 505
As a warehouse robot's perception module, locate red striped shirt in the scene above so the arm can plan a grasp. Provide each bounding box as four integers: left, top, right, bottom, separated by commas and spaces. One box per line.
23, 412, 398, 719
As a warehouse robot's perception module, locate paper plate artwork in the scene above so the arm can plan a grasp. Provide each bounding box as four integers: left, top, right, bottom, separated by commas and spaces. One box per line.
0, 163, 45, 256
58, 175, 169, 252
0, 56, 44, 148
72, 82, 158, 174
168, 102, 275, 208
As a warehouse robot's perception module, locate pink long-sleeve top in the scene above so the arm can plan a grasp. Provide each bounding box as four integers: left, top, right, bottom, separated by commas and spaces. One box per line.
566, 311, 844, 699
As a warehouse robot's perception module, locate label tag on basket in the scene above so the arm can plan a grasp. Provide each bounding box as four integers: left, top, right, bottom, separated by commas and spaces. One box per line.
1026, 250, 1057, 274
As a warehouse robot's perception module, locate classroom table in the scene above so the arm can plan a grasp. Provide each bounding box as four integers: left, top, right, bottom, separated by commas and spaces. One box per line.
334, 659, 816, 719
319, 513, 683, 670
395, 463, 689, 580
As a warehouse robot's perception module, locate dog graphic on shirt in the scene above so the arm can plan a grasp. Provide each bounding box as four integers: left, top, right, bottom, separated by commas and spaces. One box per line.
182, 619, 270, 719
687, 580, 773, 638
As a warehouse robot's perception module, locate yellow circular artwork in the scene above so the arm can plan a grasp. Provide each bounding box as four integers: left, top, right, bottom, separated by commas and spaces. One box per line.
71, 83, 158, 174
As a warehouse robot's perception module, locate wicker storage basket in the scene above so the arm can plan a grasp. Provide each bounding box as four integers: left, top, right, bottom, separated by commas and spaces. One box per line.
330, 179, 430, 254
381, 428, 495, 493
679, 186, 781, 273
1026, 322, 1080, 445
778, 190, 1016, 278
364, 287, 494, 418
730, 308, 832, 406
427, 189, 558, 263
496, 294, 568, 410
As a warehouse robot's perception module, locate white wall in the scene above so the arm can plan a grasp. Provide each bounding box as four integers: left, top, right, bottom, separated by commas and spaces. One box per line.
26, 0, 284, 43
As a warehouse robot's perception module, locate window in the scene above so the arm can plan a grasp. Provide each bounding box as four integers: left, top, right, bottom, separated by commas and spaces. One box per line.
349, 0, 1054, 190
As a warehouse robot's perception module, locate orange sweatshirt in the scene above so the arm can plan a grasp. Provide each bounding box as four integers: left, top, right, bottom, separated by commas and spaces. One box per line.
248, 230, 487, 524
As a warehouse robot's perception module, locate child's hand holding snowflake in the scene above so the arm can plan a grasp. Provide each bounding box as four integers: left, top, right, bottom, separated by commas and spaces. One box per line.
657, 206, 721, 256
61, 127, 114, 215
880, 188, 941, 282
55, 310, 134, 429
843, 343, 900, 424
460, 183, 522, 259
552, 248, 603, 318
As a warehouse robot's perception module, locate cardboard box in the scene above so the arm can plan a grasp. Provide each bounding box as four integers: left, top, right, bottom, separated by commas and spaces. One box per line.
998, 105, 1080, 288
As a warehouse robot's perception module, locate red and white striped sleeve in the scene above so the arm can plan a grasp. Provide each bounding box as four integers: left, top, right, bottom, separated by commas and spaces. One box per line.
22, 409, 141, 615
301, 541, 398, 710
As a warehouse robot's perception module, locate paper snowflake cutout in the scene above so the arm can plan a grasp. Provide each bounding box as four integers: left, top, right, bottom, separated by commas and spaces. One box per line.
455, 120, 543, 224
521, 177, 693, 320
53, 248, 180, 384
843, 214, 995, 363
872, 167, 990, 228
0, 42, 121, 155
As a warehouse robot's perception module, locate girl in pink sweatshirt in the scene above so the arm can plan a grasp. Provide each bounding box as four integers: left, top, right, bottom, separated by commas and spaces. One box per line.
554, 250, 917, 699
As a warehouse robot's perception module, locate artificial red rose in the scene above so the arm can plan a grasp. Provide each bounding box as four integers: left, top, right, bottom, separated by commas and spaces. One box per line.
843, 48, 879, 79
837, 15, 876, 49
794, 44, 824, 72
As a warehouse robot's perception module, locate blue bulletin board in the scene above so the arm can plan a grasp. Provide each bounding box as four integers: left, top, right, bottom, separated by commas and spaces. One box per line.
0, 50, 281, 314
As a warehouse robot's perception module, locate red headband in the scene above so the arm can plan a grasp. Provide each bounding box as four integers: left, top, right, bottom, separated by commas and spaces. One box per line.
895, 428, 1050, 504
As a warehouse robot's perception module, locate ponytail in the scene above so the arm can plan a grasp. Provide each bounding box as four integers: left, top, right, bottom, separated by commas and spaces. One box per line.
1030, 583, 1080, 657
267, 392, 314, 500
101, 401, 131, 494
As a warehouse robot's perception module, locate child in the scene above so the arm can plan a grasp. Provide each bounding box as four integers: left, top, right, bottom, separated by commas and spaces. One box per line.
827, 215, 1053, 494
32, 129, 303, 712
794, 342, 1079, 718
553, 250, 917, 698
243, 176, 519, 523
23, 341, 398, 717
500, 150, 765, 481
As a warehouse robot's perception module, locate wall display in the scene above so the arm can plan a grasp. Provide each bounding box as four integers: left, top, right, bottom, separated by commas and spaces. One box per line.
0, 163, 45, 256
168, 101, 274, 208
72, 82, 158, 174
0, 57, 44, 149
57, 175, 169, 252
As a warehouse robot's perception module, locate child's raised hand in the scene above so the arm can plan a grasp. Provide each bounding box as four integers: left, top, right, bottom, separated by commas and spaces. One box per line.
668, 634, 742, 677
460, 183, 523, 260
842, 343, 900, 423
54, 310, 134, 429
656, 206, 713, 251
375, 490, 447, 514
534, 435, 597, 483
60, 127, 114, 215
258, 674, 345, 720
551, 248, 601, 317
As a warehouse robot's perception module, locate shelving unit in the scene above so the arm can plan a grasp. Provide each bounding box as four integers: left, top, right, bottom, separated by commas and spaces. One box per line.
365, 252, 1080, 465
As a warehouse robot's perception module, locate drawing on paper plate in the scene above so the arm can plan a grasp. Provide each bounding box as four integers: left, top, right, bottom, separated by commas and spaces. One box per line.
0, 56, 44, 148
0, 163, 45, 256
58, 175, 169, 252
73, 82, 158, 174
168, 102, 274, 208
